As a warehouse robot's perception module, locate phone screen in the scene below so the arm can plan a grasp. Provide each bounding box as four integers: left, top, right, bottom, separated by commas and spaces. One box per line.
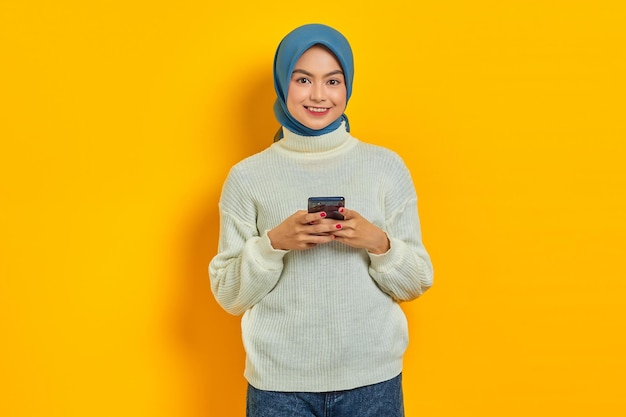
308, 196, 345, 220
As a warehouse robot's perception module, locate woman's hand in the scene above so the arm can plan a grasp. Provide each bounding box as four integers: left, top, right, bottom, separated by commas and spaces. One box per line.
267, 210, 340, 251
331, 208, 390, 254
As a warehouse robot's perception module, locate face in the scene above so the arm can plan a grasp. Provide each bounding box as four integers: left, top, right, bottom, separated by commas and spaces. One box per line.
286, 45, 347, 131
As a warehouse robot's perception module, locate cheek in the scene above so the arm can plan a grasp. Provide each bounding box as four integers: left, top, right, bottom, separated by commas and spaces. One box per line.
332, 90, 347, 107
286, 97, 297, 116
286, 89, 303, 112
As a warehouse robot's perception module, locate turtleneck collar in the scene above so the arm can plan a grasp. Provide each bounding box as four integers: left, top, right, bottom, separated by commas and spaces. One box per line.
272, 121, 356, 156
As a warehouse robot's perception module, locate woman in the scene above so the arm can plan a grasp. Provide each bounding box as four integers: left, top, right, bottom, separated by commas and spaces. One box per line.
209, 23, 433, 417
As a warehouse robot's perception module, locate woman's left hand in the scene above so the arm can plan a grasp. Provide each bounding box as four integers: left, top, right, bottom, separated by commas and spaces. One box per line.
330, 208, 390, 254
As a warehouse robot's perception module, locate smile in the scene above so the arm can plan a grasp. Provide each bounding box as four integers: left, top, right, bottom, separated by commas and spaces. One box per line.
305, 106, 330, 113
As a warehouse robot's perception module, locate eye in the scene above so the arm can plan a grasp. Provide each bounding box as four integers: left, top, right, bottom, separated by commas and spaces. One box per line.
328, 79, 341, 86
295, 77, 311, 84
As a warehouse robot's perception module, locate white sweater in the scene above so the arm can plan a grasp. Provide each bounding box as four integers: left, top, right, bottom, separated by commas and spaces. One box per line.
209, 123, 433, 392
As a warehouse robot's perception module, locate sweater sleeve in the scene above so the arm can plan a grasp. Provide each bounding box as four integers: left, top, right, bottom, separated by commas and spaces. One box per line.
208, 168, 288, 316
367, 155, 433, 302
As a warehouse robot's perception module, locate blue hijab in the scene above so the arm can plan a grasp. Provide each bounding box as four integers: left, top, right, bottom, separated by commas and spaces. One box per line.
273, 24, 354, 140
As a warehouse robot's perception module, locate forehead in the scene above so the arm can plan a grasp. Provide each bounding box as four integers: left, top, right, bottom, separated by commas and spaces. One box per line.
293, 45, 343, 71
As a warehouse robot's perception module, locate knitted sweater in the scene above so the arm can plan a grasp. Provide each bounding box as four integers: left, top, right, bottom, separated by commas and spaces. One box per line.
209, 124, 433, 392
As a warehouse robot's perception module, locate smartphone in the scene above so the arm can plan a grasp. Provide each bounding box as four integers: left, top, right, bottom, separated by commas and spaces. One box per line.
308, 196, 345, 220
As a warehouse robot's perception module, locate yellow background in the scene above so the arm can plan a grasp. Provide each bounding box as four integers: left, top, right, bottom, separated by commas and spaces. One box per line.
1, 1, 624, 416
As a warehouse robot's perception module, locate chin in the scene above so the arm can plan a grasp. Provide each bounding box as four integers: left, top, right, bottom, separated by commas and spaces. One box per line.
300, 116, 338, 131
306, 122, 331, 130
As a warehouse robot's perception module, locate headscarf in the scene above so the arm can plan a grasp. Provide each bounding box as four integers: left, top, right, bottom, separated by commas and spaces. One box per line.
273, 24, 354, 141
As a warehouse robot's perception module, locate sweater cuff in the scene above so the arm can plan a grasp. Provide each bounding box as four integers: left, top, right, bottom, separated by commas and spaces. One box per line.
255, 230, 289, 269
368, 237, 405, 273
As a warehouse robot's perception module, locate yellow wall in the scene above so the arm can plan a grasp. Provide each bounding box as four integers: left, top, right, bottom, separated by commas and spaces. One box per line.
1, 1, 624, 416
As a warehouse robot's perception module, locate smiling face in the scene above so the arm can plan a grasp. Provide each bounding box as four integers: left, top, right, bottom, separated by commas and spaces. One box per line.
286, 45, 347, 131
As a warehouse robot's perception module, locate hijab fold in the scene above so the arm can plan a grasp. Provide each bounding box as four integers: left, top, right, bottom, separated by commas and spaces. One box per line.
273, 24, 354, 140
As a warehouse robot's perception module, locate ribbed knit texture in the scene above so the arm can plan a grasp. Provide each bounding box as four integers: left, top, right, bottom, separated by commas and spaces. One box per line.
209, 123, 433, 392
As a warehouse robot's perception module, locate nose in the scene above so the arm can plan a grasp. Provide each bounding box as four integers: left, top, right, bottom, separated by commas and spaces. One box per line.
310, 83, 326, 102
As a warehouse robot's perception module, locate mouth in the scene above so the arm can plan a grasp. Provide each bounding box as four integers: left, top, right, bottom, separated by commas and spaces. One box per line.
305, 106, 330, 114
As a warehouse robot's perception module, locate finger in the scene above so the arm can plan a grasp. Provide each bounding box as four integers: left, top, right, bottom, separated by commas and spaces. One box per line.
307, 233, 336, 245
305, 211, 328, 224
338, 206, 351, 220
307, 221, 341, 236
326, 223, 346, 238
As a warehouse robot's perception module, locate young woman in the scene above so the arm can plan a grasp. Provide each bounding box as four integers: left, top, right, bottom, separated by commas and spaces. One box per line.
209, 23, 433, 417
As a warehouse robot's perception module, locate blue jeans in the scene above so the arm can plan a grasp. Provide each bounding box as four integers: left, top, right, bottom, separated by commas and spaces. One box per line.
246, 374, 404, 417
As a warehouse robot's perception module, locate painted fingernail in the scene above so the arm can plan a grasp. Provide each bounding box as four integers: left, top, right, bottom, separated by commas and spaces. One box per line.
320, 212, 327, 218
335, 224, 342, 229
339, 207, 345, 213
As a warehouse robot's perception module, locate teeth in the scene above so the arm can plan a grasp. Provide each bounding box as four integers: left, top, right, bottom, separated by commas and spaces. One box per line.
307, 107, 328, 113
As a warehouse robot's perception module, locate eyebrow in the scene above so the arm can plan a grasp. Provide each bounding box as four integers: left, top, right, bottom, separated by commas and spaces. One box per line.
292, 69, 344, 77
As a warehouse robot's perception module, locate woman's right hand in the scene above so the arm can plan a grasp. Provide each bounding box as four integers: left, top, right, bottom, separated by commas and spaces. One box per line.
267, 210, 340, 251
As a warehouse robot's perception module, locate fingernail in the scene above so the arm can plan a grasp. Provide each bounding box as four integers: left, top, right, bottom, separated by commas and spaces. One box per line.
339, 207, 345, 213
335, 224, 342, 229
320, 212, 327, 218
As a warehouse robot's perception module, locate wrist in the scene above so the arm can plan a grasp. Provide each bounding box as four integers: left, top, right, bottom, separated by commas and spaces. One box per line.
368, 235, 390, 255
267, 229, 281, 250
